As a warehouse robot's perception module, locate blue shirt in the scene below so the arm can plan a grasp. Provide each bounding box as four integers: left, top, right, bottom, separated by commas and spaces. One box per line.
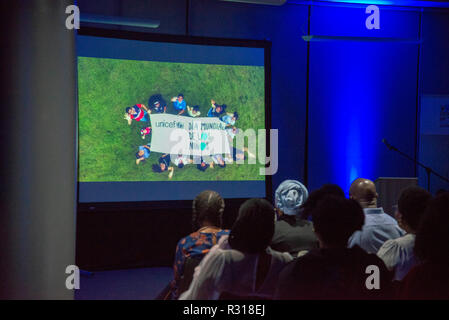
173, 100, 186, 110
159, 154, 171, 170
348, 207, 405, 254
220, 115, 235, 126
138, 146, 150, 159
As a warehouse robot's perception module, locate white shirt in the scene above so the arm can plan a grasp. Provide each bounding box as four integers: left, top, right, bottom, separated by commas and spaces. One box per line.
348, 207, 405, 254
172, 155, 190, 166
377, 233, 416, 280
211, 154, 225, 165
179, 235, 293, 300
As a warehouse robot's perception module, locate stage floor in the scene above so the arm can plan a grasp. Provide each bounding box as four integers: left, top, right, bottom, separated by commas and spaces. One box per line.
74, 267, 172, 300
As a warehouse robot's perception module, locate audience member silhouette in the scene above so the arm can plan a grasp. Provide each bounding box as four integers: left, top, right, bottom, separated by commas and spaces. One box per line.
180, 199, 293, 300
275, 195, 393, 300
271, 180, 318, 256
169, 190, 229, 299
399, 192, 449, 299
348, 178, 404, 253
377, 186, 432, 280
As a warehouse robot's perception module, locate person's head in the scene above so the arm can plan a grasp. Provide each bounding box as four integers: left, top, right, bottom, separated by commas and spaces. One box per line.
320, 184, 346, 197
233, 112, 239, 121
177, 156, 184, 168
301, 184, 345, 219
126, 107, 132, 114
396, 186, 432, 234
349, 178, 378, 208
192, 105, 200, 113
154, 101, 160, 108
197, 162, 208, 171
414, 192, 449, 265
217, 157, 226, 168
311, 195, 364, 248
235, 152, 245, 161
229, 198, 275, 254
215, 105, 222, 113
152, 162, 167, 172
192, 190, 225, 230
136, 150, 145, 158
177, 94, 184, 102
275, 180, 308, 216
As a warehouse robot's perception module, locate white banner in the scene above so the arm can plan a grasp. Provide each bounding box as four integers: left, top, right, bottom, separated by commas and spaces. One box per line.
149, 113, 231, 156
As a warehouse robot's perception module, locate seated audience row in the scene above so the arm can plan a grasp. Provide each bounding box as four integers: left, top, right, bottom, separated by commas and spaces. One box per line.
180, 198, 292, 300
168, 180, 449, 300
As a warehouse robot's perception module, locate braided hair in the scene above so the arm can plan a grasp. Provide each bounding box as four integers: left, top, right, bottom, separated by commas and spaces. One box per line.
192, 190, 225, 230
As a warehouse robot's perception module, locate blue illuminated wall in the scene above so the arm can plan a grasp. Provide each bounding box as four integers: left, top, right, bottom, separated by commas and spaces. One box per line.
307, 5, 421, 193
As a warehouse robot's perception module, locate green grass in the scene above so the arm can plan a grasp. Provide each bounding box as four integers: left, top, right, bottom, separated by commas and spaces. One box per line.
78, 57, 265, 182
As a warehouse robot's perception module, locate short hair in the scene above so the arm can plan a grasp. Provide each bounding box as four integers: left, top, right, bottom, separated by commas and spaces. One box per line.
192, 105, 200, 112
125, 107, 131, 113
152, 164, 162, 173
301, 184, 345, 220
414, 192, 449, 265
197, 163, 208, 171
135, 152, 141, 159
320, 184, 345, 197
229, 198, 275, 253
192, 190, 225, 230
178, 163, 184, 169
233, 111, 239, 120
311, 195, 364, 246
398, 186, 432, 231
178, 93, 184, 98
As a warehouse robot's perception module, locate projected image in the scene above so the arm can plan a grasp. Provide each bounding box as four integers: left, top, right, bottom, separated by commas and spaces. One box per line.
78, 57, 265, 182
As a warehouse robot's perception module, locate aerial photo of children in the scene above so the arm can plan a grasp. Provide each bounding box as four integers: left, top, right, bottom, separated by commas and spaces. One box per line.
78, 57, 265, 182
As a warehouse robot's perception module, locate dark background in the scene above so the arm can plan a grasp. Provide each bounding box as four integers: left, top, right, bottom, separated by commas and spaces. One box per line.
75, 0, 449, 270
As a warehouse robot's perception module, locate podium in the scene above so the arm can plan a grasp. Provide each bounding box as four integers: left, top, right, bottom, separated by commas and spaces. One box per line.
374, 177, 418, 216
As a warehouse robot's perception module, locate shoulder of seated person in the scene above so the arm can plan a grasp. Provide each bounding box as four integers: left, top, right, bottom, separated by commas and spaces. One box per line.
379, 238, 398, 250
382, 234, 412, 250
268, 247, 294, 261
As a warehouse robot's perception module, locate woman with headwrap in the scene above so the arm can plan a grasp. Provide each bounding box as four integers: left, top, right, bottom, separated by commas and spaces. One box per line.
271, 180, 319, 256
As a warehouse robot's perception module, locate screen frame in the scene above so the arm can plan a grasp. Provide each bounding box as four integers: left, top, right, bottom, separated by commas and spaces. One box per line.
76, 27, 272, 211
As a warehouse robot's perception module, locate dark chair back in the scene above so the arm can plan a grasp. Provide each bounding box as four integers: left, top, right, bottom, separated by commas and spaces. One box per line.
178, 256, 203, 295
219, 291, 272, 300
